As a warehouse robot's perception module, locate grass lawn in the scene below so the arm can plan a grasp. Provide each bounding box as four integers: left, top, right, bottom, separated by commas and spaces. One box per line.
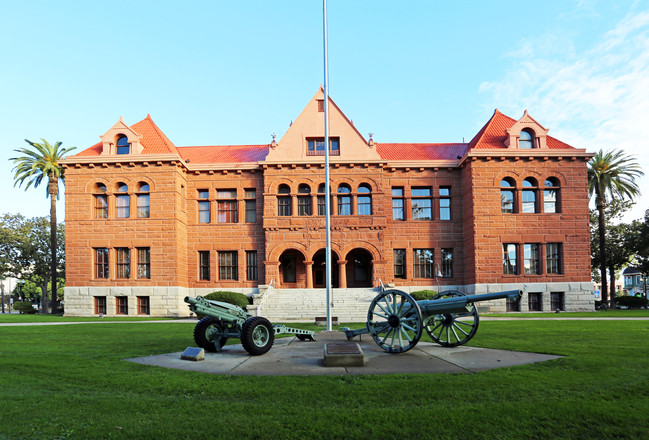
1, 317, 648, 439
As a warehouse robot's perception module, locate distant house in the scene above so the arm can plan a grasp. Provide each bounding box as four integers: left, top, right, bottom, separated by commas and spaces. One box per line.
623, 267, 648, 296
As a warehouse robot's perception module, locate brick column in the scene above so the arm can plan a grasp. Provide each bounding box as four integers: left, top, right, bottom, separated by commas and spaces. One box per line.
338, 260, 347, 289
304, 261, 314, 288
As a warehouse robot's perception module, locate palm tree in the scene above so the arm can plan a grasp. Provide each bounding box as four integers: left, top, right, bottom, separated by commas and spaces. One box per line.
588, 149, 643, 308
11, 139, 75, 313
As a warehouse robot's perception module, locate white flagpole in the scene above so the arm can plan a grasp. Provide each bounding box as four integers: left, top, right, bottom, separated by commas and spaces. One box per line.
323, 0, 333, 331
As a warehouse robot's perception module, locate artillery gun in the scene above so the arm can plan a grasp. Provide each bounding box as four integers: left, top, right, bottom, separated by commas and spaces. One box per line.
342, 289, 522, 353
184, 296, 316, 356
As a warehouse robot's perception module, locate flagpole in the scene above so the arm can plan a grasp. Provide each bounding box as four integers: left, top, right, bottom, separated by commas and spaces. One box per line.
323, 0, 333, 331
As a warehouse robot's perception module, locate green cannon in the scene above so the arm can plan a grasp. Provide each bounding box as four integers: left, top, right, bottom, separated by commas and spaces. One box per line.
184, 296, 316, 356
342, 289, 522, 353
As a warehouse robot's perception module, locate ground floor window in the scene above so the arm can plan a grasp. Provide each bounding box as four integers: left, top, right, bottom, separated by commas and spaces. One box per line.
116, 296, 128, 315
551, 292, 565, 311
394, 249, 406, 278
137, 296, 150, 315
199, 251, 210, 280
246, 250, 258, 281
503, 244, 517, 275
219, 251, 238, 280
441, 248, 453, 278
94, 296, 106, 314
137, 247, 150, 279
413, 249, 434, 278
523, 244, 540, 275
95, 248, 109, 279
528, 292, 542, 312
116, 248, 130, 279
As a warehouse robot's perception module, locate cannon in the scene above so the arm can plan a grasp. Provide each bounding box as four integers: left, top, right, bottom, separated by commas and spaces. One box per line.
342, 289, 522, 353
184, 296, 316, 356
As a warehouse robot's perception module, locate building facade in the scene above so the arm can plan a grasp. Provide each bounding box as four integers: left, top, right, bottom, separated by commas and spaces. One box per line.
62, 89, 594, 317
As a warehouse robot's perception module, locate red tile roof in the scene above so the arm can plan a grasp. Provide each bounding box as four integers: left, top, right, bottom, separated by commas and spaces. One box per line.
376, 143, 468, 161
468, 109, 575, 150
178, 145, 269, 164
73, 115, 179, 157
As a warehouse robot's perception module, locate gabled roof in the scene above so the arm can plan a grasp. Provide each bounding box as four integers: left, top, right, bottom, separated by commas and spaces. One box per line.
73, 115, 180, 157
467, 109, 575, 150
178, 145, 269, 164
376, 143, 468, 161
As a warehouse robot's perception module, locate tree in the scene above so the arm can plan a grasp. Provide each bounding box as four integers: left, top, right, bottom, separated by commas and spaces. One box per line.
588, 149, 644, 307
10, 140, 75, 313
590, 200, 636, 299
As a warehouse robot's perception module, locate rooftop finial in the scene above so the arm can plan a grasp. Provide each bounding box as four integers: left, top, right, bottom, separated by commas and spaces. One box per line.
271, 133, 278, 149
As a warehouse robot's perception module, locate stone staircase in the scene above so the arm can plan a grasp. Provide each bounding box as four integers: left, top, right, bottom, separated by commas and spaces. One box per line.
250, 287, 379, 322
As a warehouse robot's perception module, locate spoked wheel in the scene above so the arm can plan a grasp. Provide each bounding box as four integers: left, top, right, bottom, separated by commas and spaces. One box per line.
424, 290, 479, 347
193, 317, 229, 352
240, 316, 275, 356
367, 289, 423, 353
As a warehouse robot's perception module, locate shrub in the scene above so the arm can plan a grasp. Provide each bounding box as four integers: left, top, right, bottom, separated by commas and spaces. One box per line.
13, 301, 37, 314
410, 290, 438, 301
193, 291, 252, 320
616, 295, 648, 309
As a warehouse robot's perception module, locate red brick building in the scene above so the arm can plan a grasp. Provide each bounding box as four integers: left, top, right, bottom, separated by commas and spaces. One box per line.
62, 89, 594, 317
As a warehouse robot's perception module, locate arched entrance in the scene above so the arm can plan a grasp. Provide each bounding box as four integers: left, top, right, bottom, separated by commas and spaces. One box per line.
346, 248, 373, 288
278, 249, 306, 288
312, 249, 339, 288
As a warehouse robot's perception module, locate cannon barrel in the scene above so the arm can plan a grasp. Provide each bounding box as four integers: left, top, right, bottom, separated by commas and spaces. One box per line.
184, 296, 251, 325
418, 290, 522, 315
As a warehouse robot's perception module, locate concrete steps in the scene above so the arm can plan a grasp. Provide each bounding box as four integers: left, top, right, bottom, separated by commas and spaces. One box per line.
255, 288, 378, 322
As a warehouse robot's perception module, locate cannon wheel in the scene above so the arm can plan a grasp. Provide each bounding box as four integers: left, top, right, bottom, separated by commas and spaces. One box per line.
193, 317, 229, 352
241, 316, 275, 356
367, 289, 423, 353
424, 290, 479, 347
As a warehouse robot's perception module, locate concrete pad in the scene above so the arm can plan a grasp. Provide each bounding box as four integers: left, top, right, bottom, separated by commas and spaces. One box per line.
126, 330, 562, 376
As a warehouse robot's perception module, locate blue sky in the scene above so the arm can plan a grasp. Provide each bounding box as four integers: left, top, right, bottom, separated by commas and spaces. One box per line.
1, 0, 648, 222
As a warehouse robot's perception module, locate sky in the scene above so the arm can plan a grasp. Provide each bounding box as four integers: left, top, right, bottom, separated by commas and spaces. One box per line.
1, 0, 648, 223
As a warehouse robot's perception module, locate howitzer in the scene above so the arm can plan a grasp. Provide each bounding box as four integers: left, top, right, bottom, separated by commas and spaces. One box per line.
342, 289, 522, 353
185, 296, 316, 356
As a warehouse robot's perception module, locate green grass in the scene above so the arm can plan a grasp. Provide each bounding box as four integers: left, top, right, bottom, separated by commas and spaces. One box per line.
1, 318, 648, 439
0, 314, 177, 323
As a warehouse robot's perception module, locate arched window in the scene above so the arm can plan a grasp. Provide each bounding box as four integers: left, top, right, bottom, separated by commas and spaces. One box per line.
522, 178, 538, 213
500, 178, 516, 213
519, 129, 534, 149
357, 184, 372, 215
116, 135, 130, 155
337, 184, 352, 215
137, 182, 150, 218
94, 183, 108, 218
297, 184, 312, 216
544, 177, 560, 213
277, 184, 292, 216
116, 183, 130, 218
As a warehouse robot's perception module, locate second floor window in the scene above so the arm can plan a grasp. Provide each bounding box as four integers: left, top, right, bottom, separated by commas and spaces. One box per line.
277, 184, 292, 216
298, 184, 312, 216
246, 250, 258, 281
198, 190, 210, 223
522, 178, 538, 213
137, 247, 151, 279
394, 249, 406, 278
412, 187, 432, 220
503, 243, 517, 275
441, 248, 453, 277
199, 251, 210, 280
546, 243, 562, 274
357, 184, 372, 215
338, 184, 352, 215
219, 251, 238, 280
544, 178, 560, 213
392, 187, 405, 220
439, 187, 451, 220
137, 183, 150, 218
95, 248, 109, 279
500, 178, 516, 214
217, 189, 237, 223
94, 183, 108, 218
245, 189, 256, 223
116, 183, 130, 218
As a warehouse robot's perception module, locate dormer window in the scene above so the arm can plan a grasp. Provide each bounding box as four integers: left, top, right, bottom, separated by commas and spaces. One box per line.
307, 137, 340, 156
518, 129, 534, 149
116, 135, 130, 155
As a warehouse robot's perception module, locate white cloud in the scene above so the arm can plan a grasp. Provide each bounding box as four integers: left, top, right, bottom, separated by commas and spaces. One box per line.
480, 9, 649, 222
